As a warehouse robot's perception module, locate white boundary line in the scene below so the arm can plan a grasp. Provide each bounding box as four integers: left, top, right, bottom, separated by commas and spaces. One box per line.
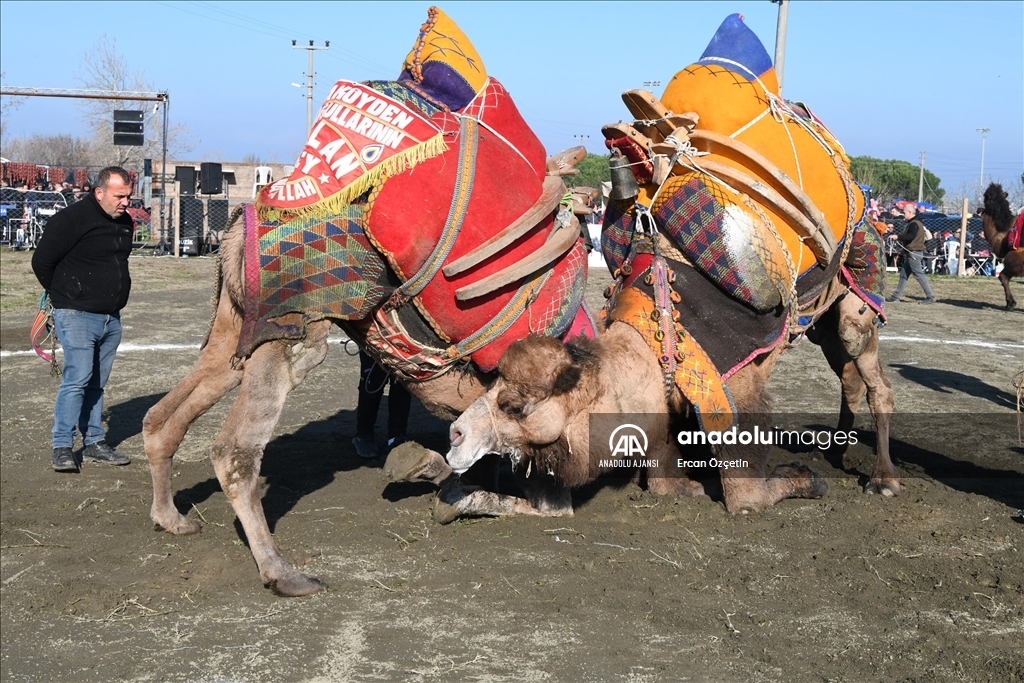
879, 335, 1023, 351
0, 338, 356, 358
1, 335, 1018, 358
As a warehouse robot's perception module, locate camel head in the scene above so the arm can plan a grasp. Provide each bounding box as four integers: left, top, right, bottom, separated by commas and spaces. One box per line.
980, 183, 1014, 232
446, 335, 595, 475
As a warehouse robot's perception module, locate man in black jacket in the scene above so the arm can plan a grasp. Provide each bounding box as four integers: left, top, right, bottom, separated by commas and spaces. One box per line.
32, 167, 135, 472
886, 203, 936, 304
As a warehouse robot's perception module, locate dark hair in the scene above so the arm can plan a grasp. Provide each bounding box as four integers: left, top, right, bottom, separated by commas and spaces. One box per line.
96, 166, 131, 190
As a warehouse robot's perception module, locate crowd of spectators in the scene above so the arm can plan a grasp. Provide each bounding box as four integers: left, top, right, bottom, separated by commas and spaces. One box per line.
1, 176, 97, 249
868, 198, 996, 276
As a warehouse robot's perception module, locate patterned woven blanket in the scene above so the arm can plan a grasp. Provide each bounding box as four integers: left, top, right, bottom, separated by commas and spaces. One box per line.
237, 204, 390, 357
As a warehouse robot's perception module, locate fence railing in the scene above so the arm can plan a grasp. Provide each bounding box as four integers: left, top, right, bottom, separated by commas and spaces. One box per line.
1, 189, 244, 256
883, 214, 998, 276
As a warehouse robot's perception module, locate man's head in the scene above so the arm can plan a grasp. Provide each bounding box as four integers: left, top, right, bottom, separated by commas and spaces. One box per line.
902, 203, 917, 219
94, 167, 133, 218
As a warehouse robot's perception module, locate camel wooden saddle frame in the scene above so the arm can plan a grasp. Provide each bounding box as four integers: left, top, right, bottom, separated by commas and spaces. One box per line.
604, 89, 837, 267
443, 145, 588, 301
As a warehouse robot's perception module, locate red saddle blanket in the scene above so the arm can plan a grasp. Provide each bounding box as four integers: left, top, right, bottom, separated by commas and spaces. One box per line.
364, 78, 590, 371
236, 77, 593, 373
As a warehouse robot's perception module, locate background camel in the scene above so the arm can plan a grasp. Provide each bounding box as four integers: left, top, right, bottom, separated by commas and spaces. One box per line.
979, 182, 1023, 310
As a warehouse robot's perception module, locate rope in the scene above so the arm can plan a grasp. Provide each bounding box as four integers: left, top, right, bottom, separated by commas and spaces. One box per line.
30, 291, 61, 377
360, 359, 390, 395
700, 55, 843, 191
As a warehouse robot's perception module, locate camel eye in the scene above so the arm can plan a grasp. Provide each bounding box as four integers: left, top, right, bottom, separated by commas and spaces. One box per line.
497, 390, 527, 417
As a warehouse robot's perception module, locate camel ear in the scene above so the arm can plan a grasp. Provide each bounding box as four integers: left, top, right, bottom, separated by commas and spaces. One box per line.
552, 363, 583, 395
1002, 191, 1008, 199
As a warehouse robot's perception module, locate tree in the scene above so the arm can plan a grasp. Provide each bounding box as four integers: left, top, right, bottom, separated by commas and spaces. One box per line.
1, 134, 94, 168
75, 35, 196, 169
850, 156, 944, 207
564, 153, 610, 190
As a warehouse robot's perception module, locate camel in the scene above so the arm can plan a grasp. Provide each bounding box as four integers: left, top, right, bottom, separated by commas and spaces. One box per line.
141, 7, 599, 596
978, 183, 1023, 310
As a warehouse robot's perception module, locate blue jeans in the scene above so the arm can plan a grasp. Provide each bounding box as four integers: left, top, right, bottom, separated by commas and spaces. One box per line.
51, 309, 122, 449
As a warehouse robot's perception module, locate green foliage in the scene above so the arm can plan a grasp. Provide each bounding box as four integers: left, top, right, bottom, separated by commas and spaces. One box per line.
564, 153, 610, 190
850, 156, 945, 206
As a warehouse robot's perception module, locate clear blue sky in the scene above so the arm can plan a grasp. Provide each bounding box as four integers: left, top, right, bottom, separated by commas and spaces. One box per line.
1, 1, 1021, 197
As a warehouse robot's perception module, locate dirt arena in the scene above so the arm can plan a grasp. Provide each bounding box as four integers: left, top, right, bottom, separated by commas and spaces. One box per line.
1, 249, 1022, 682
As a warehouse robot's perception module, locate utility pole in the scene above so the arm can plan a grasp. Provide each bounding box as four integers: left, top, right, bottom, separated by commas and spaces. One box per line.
292, 39, 329, 133
975, 127, 990, 198
918, 152, 926, 204
771, 0, 789, 97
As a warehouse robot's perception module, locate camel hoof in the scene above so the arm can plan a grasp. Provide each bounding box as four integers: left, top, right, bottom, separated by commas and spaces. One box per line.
431, 476, 482, 524
152, 515, 202, 535
864, 480, 901, 497
432, 498, 461, 525
648, 476, 705, 497
267, 572, 327, 597
384, 443, 451, 485
772, 463, 830, 498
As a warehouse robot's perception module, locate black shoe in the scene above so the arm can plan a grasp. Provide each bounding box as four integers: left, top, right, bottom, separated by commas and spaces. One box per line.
885, 295, 900, 303
52, 447, 79, 473
920, 298, 936, 305
352, 434, 379, 459
82, 441, 130, 466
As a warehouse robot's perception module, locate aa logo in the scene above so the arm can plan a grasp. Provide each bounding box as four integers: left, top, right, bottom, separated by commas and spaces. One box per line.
360, 144, 384, 164
609, 424, 648, 458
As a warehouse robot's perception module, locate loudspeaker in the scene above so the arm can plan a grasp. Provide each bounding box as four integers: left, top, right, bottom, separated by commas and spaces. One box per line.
178, 197, 204, 256
200, 162, 222, 195
175, 166, 196, 195
207, 199, 230, 233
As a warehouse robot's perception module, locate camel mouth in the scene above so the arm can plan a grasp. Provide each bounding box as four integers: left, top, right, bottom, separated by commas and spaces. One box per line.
445, 447, 481, 475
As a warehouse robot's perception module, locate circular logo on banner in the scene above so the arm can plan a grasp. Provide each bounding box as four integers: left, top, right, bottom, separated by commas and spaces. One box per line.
360, 144, 384, 164
608, 424, 648, 458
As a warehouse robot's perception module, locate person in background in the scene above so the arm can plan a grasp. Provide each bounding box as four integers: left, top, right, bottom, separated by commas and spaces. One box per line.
351, 351, 411, 460
943, 231, 960, 275
886, 203, 936, 304
31, 167, 135, 472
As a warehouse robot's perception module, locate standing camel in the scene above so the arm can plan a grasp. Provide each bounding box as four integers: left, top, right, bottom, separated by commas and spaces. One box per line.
141, 7, 594, 596
979, 183, 1023, 310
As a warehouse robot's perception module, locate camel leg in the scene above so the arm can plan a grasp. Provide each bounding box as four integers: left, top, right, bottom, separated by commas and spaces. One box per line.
717, 353, 828, 513
384, 443, 573, 523
810, 295, 898, 495
143, 290, 244, 535
647, 441, 706, 497
209, 320, 331, 596
999, 270, 1017, 310
432, 472, 574, 524
718, 419, 829, 514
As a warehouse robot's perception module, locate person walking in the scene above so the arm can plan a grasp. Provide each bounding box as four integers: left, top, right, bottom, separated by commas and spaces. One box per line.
886, 203, 936, 304
32, 167, 135, 472
352, 351, 411, 460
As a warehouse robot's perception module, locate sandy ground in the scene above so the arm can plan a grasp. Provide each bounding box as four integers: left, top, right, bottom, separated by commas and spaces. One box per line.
1, 249, 1022, 683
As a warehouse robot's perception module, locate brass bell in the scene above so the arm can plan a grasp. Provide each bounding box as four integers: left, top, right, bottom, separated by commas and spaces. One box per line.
608, 148, 639, 202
